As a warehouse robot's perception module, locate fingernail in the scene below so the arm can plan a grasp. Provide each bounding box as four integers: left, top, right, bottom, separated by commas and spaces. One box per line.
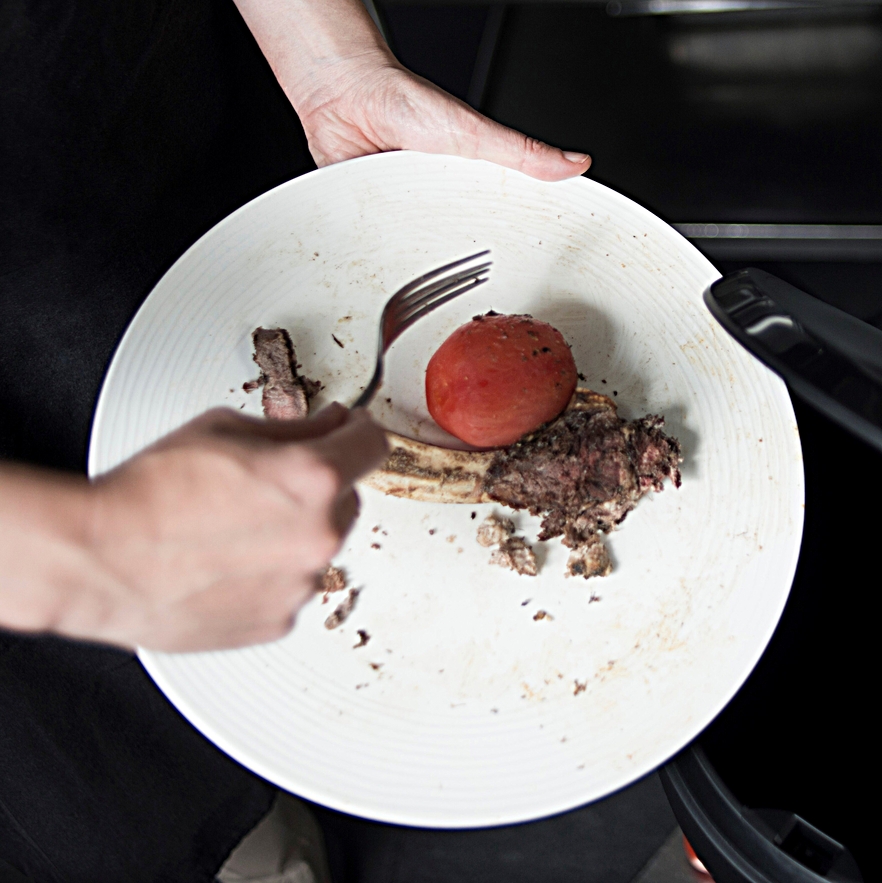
563, 151, 591, 164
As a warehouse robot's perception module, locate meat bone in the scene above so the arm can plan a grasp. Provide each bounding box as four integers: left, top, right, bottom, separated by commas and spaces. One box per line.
362, 388, 607, 503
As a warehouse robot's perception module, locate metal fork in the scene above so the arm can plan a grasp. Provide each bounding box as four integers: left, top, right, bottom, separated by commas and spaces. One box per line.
352, 250, 491, 408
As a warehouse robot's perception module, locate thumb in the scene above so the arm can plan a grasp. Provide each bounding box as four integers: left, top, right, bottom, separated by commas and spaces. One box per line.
385, 73, 592, 182
464, 112, 592, 182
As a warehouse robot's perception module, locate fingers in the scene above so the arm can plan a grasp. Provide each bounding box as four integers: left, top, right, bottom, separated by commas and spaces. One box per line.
332, 488, 360, 535
376, 72, 592, 183
470, 117, 592, 182
302, 408, 390, 487
442, 99, 591, 182
205, 402, 351, 443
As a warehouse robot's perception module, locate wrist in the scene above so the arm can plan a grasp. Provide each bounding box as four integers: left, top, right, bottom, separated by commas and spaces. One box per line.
0, 466, 90, 632
0, 466, 125, 641
233, 0, 397, 117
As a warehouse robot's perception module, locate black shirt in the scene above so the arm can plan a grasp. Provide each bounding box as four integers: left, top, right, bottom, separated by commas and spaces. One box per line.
0, 3, 313, 880
0, 0, 314, 470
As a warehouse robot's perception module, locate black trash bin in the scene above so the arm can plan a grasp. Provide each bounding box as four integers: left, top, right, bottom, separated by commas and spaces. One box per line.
660, 283, 878, 883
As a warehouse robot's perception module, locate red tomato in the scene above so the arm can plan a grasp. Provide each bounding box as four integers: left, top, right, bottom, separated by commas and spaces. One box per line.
426, 313, 578, 447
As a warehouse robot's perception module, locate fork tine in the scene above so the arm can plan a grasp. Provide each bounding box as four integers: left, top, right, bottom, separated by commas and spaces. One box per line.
389, 276, 490, 342
391, 250, 490, 302
353, 250, 492, 409
393, 263, 492, 323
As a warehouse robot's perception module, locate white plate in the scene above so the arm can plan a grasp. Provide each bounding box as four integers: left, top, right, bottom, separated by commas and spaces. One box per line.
89, 151, 804, 828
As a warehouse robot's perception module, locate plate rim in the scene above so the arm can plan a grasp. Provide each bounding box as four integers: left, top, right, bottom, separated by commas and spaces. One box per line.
90, 150, 805, 827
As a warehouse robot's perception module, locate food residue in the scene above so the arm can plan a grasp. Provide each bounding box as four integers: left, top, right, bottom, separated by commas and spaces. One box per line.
477, 514, 538, 577
319, 565, 347, 604
324, 588, 359, 630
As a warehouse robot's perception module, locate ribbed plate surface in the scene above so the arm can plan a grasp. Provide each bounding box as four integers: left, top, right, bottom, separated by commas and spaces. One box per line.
89, 152, 803, 827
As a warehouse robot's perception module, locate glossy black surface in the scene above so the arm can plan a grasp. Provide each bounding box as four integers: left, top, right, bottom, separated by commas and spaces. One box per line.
706, 269, 882, 452
700, 392, 877, 877
484, 4, 882, 225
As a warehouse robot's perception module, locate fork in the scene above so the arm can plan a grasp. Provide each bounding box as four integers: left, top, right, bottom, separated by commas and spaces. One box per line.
352, 250, 492, 408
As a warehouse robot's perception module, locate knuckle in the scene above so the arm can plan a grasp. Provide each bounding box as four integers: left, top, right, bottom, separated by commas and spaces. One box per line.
196, 406, 236, 429
275, 522, 340, 573
521, 136, 548, 165
304, 458, 343, 501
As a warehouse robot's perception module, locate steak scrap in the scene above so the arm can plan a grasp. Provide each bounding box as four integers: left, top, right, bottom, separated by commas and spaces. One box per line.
476, 513, 538, 576
476, 514, 516, 548
325, 588, 360, 630
319, 565, 347, 600
483, 389, 681, 576
248, 327, 321, 420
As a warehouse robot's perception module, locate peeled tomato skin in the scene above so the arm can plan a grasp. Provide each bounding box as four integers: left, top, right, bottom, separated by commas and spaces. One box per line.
425, 314, 578, 447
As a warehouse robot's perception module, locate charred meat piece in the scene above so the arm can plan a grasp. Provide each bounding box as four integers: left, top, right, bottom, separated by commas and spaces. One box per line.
483, 390, 681, 564
249, 327, 321, 420
365, 388, 681, 579
565, 538, 612, 579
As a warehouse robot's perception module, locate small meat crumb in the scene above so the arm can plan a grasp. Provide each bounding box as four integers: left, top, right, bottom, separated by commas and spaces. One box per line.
574, 680, 587, 695
370, 543, 381, 550
353, 629, 370, 648
477, 514, 538, 576
325, 588, 359, 630
319, 565, 346, 595
428, 529, 436, 536
476, 514, 516, 547
566, 539, 612, 579
533, 609, 553, 621
369, 662, 383, 671
491, 538, 538, 576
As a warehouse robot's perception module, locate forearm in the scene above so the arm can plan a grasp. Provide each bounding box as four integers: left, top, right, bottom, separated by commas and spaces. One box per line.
232, 0, 395, 115
0, 465, 115, 637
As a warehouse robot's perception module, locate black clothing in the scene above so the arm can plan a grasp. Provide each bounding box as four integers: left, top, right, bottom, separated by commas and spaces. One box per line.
0, 0, 314, 470
0, 2, 315, 880
0, 635, 272, 883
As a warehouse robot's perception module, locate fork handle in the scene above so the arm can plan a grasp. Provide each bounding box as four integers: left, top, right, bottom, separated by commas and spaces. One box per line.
351, 361, 383, 409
